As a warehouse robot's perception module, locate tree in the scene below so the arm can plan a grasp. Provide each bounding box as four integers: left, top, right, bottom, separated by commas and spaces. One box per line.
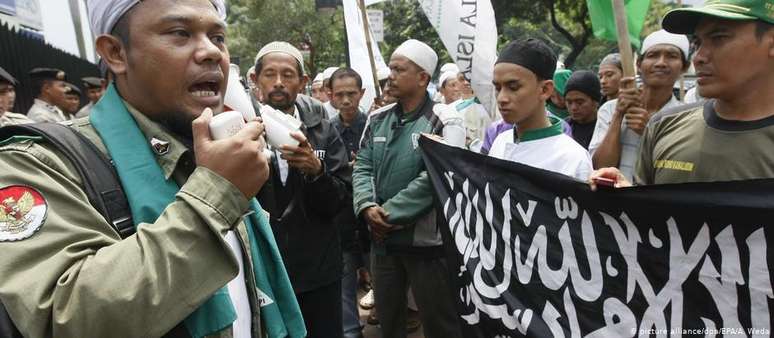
375, 0, 450, 65
226, 0, 347, 76
492, 0, 593, 68
494, 0, 679, 70
225, 0, 678, 77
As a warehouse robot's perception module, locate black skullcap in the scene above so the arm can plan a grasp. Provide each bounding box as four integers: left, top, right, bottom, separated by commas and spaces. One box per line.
564, 70, 602, 103
29, 68, 67, 81
0, 67, 17, 85
496, 38, 557, 81
82, 77, 104, 89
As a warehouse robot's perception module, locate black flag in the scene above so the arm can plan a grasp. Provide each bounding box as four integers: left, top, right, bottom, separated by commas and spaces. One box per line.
419, 136, 774, 338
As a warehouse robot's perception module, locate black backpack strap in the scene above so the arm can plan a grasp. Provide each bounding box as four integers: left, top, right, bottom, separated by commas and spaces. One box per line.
0, 123, 135, 238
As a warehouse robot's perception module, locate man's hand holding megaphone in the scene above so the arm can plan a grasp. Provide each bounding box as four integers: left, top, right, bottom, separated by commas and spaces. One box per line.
279, 131, 323, 179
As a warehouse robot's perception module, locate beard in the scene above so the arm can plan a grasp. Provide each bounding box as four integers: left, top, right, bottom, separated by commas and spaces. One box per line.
266, 90, 294, 112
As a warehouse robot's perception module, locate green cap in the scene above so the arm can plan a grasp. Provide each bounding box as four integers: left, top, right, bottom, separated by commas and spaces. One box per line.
552, 69, 572, 96
662, 0, 774, 34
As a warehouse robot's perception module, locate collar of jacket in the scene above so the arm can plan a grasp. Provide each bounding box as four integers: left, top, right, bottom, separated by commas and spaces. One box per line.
394, 93, 432, 124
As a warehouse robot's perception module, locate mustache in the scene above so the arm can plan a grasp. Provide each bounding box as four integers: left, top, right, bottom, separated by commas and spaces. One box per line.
269, 90, 290, 99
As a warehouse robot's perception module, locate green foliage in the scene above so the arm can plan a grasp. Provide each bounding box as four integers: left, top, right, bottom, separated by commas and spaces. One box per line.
493, 0, 593, 67
226, 0, 347, 77
376, 0, 450, 65
642, 1, 680, 37
225, 0, 680, 77
496, 0, 680, 70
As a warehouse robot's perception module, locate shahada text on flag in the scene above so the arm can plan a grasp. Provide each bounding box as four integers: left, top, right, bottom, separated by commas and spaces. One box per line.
418, 137, 773, 338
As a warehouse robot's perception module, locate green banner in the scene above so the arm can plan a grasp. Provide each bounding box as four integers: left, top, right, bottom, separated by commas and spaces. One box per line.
587, 0, 651, 49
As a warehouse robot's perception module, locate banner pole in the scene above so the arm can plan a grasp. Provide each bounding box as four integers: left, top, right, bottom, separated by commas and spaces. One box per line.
612, 0, 636, 80
677, 0, 685, 100
358, 0, 382, 98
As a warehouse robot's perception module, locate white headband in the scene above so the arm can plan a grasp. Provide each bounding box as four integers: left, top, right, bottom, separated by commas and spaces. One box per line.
88, 0, 227, 38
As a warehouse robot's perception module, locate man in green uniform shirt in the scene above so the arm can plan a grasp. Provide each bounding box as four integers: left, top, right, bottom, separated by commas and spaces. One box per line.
590, 0, 774, 188
0, 1, 305, 337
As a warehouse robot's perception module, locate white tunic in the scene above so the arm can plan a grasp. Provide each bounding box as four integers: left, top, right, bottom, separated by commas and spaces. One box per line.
224, 231, 252, 338
489, 116, 593, 181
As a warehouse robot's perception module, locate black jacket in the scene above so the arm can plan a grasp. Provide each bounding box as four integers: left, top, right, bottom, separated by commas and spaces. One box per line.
257, 94, 351, 293
330, 112, 369, 254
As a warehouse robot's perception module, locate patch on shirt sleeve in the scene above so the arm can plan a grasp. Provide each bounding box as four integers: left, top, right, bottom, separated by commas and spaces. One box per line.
0, 186, 48, 242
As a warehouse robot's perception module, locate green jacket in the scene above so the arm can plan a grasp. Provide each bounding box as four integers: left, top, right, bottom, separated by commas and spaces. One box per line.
0, 102, 263, 337
352, 95, 445, 256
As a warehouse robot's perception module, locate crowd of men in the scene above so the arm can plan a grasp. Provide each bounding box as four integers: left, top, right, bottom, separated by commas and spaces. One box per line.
0, 67, 106, 125
0, 0, 772, 337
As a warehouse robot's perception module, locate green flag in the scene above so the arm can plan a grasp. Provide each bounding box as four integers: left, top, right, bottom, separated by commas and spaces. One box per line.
587, 0, 651, 49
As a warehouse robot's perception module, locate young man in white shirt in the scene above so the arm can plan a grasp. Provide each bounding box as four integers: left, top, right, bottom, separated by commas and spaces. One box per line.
489, 38, 592, 181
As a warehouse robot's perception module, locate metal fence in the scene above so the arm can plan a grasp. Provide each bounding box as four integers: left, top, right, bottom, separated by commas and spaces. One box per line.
0, 22, 99, 115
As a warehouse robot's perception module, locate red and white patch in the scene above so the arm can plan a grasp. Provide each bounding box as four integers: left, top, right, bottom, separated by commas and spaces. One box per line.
0, 186, 47, 241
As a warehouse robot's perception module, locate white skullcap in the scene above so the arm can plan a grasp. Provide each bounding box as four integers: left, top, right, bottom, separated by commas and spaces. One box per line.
641, 29, 690, 60
322, 67, 339, 81
88, 0, 226, 38
392, 39, 438, 76
255, 41, 306, 75
377, 67, 390, 81
245, 66, 256, 86
312, 73, 324, 84
440, 63, 459, 74
438, 71, 458, 88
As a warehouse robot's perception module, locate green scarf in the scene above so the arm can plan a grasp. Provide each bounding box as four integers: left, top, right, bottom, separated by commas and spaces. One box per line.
546, 102, 569, 120
90, 85, 306, 338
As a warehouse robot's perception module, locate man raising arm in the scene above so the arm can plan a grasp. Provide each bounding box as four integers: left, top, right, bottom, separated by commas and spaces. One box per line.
591, 0, 774, 188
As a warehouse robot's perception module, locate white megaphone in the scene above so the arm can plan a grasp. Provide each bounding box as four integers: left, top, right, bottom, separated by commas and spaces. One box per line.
260, 104, 302, 149
433, 104, 466, 148
211, 65, 274, 160
209, 64, 254, 140
224, 64, 257, 121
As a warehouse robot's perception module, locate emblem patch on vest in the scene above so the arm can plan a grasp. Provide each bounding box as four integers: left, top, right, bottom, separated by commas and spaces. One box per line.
0, 186, 48, 241
150, 137, 170, 156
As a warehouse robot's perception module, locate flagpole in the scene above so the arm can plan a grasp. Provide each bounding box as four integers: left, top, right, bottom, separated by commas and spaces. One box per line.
677, 0, 685, 100
611, 0, 636, 80
358, 0, 382, 98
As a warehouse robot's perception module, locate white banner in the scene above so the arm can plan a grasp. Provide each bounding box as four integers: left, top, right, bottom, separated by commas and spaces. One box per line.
418, 0, 498, 117
343, 0, 389, 111
14, 0, 42, 30
366, 9, 384, 42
